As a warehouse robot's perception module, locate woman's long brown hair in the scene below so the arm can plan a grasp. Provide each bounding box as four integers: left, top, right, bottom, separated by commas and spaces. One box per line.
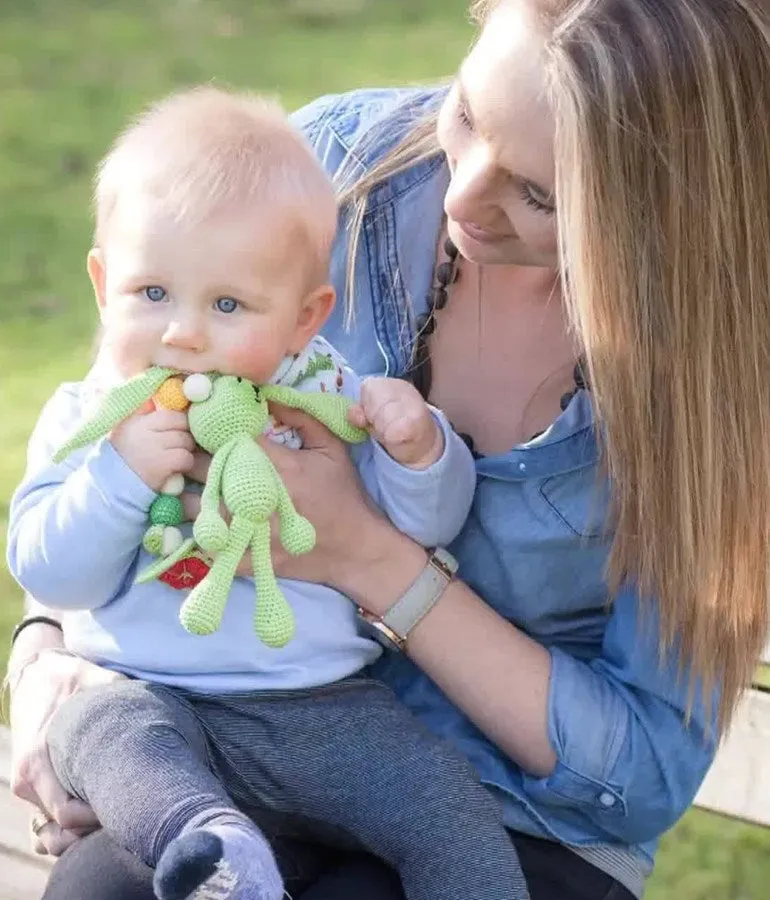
544, 0, 770, 729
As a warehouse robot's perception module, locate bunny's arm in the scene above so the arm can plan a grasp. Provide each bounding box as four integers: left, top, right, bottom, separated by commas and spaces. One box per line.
198, 439, 237, 515
193, 438, 239, 553
52, 366, 178, 463
261, 384, 368, 444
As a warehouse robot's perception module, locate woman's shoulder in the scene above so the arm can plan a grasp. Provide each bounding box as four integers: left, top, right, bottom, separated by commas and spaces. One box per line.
291, 86, 447, 182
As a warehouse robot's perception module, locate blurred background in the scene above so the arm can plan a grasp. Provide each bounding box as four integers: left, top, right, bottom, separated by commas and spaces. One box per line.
0, 2, 767, 896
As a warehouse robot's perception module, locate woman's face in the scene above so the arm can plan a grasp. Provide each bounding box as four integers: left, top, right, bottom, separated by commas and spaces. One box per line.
437, 0, 558, 268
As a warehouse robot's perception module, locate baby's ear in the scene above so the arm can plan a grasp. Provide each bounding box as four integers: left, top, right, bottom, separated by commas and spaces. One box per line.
286, 285, 336, 356
87, 248, 107, 315
53, 367, 179, 463
261, 384, 368, 444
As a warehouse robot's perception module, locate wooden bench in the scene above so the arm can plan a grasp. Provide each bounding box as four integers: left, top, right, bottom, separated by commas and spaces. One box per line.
1, 646, 768, 900
693, 640, 770, 826
0, 729, 52, 900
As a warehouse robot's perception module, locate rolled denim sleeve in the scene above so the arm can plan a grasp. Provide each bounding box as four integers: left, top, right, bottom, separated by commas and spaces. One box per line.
520, 584, 718, 844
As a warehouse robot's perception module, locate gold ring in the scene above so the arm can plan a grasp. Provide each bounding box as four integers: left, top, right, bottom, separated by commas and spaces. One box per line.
30, 811, 53, 837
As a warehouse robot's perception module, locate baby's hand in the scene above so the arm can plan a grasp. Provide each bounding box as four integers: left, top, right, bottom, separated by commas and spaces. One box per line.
110, 409, 195, 491
350, 377, 443, 470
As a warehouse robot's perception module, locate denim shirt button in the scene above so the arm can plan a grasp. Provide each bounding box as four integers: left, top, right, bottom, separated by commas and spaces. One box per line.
598, 791, 616, 808
518, 462, 526, 472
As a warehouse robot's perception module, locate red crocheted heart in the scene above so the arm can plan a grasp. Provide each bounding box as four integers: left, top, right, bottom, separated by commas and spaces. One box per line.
159, 556, 210, 591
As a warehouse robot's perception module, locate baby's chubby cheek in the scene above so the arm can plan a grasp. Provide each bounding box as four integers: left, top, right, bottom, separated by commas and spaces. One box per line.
223, 336, 287, 385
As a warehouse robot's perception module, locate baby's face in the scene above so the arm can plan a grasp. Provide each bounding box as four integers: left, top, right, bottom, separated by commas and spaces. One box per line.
91, 199, 325, 383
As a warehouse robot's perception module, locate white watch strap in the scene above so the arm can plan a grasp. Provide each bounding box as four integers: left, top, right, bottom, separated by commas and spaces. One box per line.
382, 548, 458, 639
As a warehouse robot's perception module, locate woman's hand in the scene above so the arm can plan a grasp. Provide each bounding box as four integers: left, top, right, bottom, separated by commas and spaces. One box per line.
9, 649, 123, 855
183, 405, 400, 591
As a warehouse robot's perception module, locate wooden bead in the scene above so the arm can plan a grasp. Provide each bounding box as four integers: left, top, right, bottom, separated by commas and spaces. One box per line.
436, 261, 458, 286
154, 376, 190, 411
160, 474, 186, 496
162, 526, 184, 556
183, 373, 213, 403
417, 314, 436, 336
433, 286, 449, 311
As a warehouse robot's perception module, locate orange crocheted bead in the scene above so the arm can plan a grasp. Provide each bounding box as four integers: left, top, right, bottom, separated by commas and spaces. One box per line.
154, 376, 190, 411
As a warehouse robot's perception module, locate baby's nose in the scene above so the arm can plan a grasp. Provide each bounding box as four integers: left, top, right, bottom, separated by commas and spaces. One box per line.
162, 317, 207, 351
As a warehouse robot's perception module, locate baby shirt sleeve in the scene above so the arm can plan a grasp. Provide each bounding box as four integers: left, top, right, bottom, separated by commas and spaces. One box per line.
6, 383, 157, 610
272, 336, 476, 548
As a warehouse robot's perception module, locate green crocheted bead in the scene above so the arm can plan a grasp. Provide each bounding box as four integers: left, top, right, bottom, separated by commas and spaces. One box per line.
142, 525, 165, 556
150, 494, 184, 527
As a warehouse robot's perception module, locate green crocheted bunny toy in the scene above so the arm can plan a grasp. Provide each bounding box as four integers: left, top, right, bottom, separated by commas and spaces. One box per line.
53, 367, 368, 647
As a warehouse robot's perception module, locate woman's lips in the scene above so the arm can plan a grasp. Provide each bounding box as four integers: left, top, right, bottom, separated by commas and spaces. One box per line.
455, 220, 510, 244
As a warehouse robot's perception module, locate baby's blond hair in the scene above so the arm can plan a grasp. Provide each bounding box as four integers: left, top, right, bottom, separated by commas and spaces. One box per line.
94, 86, 337, 286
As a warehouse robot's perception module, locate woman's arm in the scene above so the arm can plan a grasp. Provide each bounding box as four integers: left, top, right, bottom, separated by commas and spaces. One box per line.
7, 599, 65, 681
336, 530, 718, 843
335, 526, 558, 777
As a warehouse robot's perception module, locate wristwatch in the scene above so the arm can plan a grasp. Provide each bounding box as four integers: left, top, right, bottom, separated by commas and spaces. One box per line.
357, 547, 458, 652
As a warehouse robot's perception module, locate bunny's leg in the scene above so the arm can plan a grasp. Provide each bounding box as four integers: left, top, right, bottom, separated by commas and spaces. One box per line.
179, 515, 253, 635
250, 519, 295, 648
273, 471, 316, 556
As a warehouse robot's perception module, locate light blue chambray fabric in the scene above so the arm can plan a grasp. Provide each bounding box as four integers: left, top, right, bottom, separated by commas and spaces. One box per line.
293, 87, 718, 872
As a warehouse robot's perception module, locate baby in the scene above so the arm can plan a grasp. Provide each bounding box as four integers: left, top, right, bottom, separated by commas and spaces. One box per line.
7, 88, 528, 900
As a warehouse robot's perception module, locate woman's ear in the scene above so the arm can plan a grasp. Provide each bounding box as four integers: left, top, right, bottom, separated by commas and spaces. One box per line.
286, 284, 336, 356
87, 248, 107, 315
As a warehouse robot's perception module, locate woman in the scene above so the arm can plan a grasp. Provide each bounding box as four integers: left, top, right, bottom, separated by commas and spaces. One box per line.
8, 0, 770, 898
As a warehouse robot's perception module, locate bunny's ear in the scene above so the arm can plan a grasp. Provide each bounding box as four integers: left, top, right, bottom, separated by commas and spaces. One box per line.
261, 384, 368, 444
53, 366, 179, 463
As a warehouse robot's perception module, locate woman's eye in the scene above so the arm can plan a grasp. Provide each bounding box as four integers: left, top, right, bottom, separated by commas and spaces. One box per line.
215, 296, 239, 314
144, 286, 167, 302
455, 99, 473, 131
519, 184, 555, 216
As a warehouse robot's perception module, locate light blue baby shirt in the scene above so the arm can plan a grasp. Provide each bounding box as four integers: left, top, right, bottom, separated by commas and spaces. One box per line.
7, 336, 476, 692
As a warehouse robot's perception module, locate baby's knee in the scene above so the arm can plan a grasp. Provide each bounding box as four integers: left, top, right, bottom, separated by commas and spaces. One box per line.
48, 681, 201, 767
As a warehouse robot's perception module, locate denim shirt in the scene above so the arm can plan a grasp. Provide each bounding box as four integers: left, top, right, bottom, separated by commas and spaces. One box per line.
292, 87, 717, 870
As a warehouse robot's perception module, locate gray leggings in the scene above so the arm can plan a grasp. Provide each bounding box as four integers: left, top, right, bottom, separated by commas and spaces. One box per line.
48, 677, 529, 900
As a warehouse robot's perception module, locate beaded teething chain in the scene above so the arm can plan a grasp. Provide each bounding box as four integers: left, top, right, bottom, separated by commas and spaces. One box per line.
142, 373, 214, 590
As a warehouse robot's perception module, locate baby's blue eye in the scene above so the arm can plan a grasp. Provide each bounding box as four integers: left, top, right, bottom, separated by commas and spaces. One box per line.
144, 286, 166, 302
215, 297, 239, 314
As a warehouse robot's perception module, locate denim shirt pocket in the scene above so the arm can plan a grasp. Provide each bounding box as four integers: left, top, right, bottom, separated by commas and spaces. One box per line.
539, 466, 611, 540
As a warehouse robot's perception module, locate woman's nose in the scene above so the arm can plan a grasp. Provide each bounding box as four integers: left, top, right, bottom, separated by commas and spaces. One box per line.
444, 145, 496, 222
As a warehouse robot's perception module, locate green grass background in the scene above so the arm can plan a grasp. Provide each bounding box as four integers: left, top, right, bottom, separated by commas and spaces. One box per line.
1, 2, 768, 896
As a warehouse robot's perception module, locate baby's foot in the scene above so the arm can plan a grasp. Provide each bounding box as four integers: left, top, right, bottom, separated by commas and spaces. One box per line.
153, 823, 283, 900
